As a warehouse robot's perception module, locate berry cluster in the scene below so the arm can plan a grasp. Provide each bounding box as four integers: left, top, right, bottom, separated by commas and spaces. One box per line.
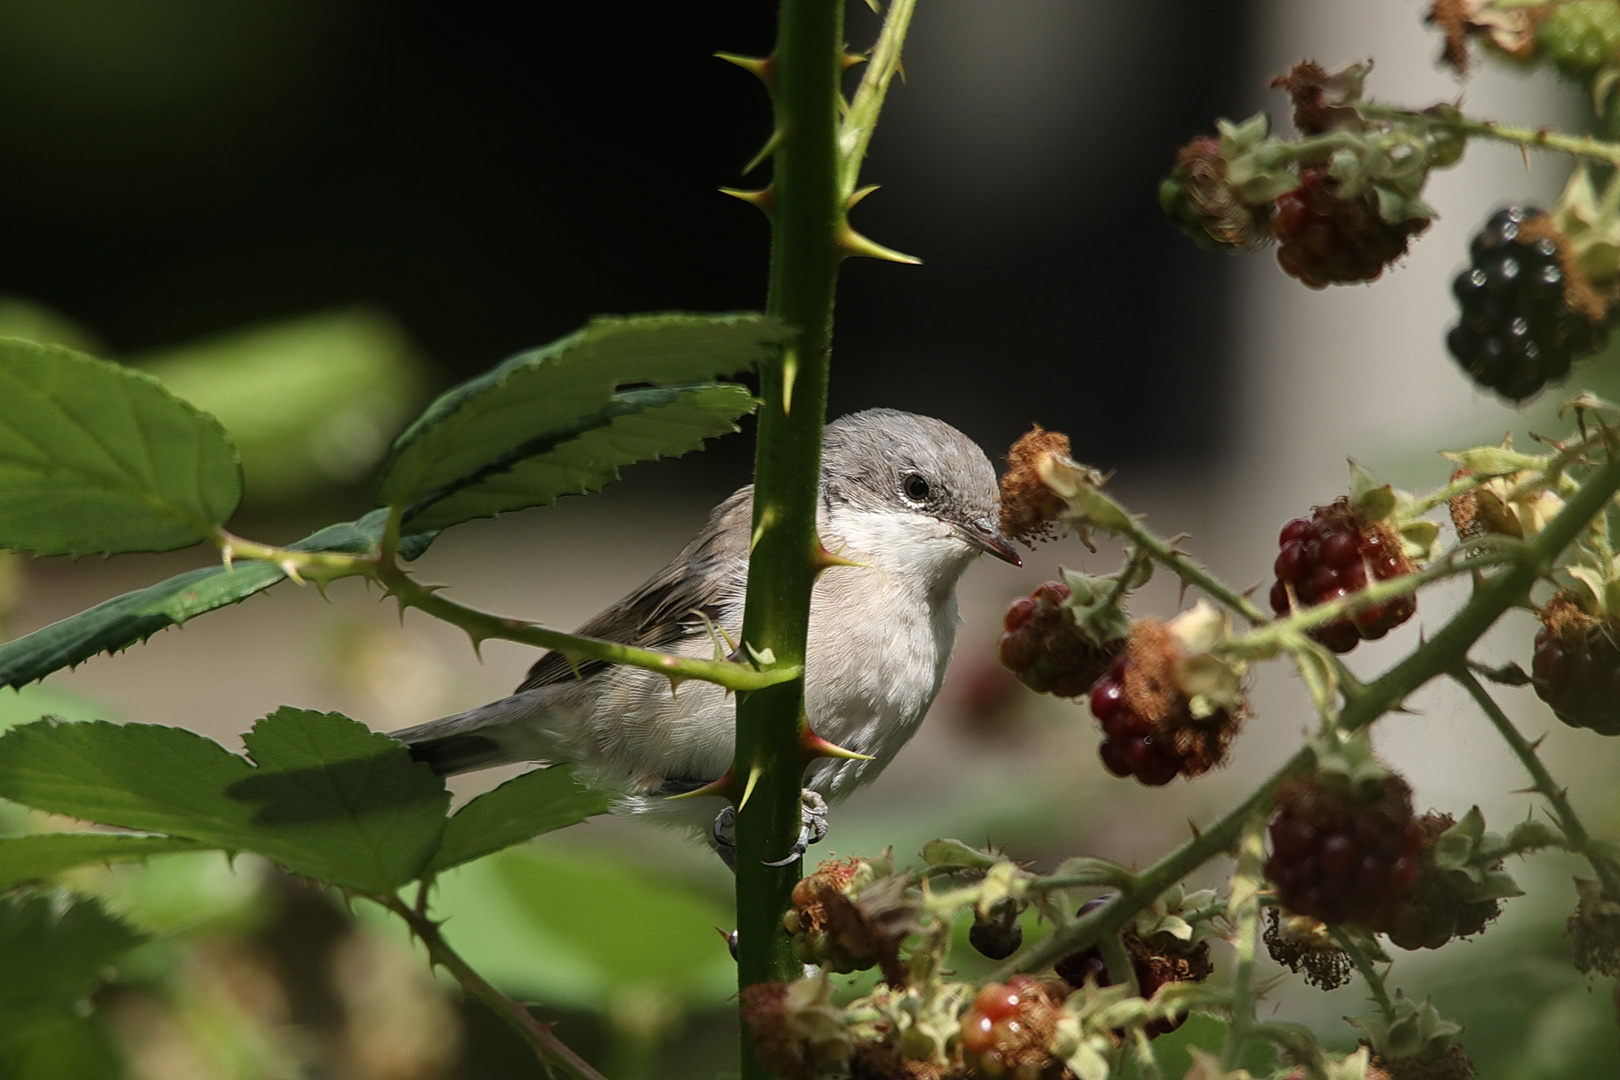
1273, 166, 1428, 288
1383, 812, 1502, 951
1089, 621, 1243, 786
1266, 772, 1423, 928
1446, 207, 1609, 401
999, 582, 1122, 697
1532, 591, 1620, 735
1054, 900, 1212, 1037
1270, 498, 1416, 653
957, 975, 1068, 1080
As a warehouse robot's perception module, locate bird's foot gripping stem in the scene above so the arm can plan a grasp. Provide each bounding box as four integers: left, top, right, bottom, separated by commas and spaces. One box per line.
710, 789, 829, 872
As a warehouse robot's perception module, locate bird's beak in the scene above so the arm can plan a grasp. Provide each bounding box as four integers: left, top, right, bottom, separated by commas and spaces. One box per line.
957, 519, 1022, 567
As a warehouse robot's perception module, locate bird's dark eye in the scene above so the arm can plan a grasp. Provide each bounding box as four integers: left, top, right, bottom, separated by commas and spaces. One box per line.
902, 473, 930, 502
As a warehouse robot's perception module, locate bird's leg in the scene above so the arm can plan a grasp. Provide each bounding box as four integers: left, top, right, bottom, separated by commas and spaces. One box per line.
763, 789, 830, 867
712, 805, 737, 872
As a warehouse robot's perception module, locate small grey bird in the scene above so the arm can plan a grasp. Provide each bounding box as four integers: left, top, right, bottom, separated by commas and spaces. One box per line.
392, 408, 1019, 838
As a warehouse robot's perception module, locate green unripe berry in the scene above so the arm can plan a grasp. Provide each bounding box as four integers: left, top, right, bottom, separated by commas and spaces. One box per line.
1539, 0, 1620, 78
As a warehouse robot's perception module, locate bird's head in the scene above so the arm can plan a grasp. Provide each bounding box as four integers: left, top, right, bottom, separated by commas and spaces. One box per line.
819, 409, 1020, 590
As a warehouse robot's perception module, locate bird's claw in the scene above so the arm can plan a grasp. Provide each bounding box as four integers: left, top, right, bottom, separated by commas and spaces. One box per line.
712, 806, 737, 872
763, 789, 830, 867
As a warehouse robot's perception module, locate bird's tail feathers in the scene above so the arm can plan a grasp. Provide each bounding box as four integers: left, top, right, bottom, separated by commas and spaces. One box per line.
388, 694, 559, 776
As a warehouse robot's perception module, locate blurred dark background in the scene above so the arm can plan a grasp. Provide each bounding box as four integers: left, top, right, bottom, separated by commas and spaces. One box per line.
0, 0, 1251, 479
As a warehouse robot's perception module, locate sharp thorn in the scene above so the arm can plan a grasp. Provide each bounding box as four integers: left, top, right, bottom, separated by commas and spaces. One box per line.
742, 126, 786, 176
783, 354, 797, 415
737, 763, 763, 810
714, 51, 775, 89
279, 559, 306, 586
812, 540, 866, 572
842, 52, 867, 71
835, 225, 921, 264
846, 184, 879, 210
719, 185, 773, 218
801, 728, 873, 762
668, 771, 736, 802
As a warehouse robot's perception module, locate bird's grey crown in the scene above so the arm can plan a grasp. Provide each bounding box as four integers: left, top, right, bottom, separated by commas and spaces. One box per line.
820, 408, 999, 529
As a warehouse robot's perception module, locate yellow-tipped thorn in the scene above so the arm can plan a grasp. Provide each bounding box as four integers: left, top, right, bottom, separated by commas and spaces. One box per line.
667, 673, 688, 698
667, 770, 736, 801
842, 52, 868, 71
750, 506, 776, 553
812, 541, 866, 571
846, 184, 879, 210
836, 225, 921, 265
279, 559, 307, 586
742, 126, 786, 176
782, 355, 797, 415
801, 729, 873, 762
737, 763, 764, 810
220, 544, 235, 572
719, 185, 774, 217
715, 51, 775, 89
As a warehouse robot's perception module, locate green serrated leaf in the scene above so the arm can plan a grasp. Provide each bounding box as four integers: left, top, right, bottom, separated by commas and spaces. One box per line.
425, 765, 611, 875
921, 838, 1000, 871
0, 893, 143, 1026
0, 832, 205, 891
379, 313, 786, 524
404, 382, 758, 531
0, 710, 448, 893
0, 337, 242, 555
0, 508, 435, 690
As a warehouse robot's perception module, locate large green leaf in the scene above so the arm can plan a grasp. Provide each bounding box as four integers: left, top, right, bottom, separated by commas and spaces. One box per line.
0, 893, 143, 1027
404, 382, 758, 531
0, 508, 436, 690
0, 337, 242, 555
0, 832, 207, 892
378, 312, 785, 526
425, 765, 612, 875
0, 709, 448, 893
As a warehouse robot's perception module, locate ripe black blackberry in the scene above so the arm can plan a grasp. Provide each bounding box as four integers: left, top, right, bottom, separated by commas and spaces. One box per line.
1266, 771, 1423, 929
1531, 590, 1620, 735
998, 582, 1122, 697
1446, 206, 1609, 401
1269, 498, 1416, 653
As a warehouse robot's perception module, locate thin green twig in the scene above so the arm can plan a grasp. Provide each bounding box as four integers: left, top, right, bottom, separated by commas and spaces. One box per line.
1330, 927, 1395, 1026
837, 0, 917, 200
1220, 814, 1266, 1071
1360, 103, 1620, 167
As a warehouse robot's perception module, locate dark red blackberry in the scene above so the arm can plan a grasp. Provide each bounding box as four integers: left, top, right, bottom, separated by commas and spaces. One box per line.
1446, 206, 1610, 401
1273, 166, 1428, 288
1088, 620, 1244, 786
957, 975, 1068, 1078
1265, 772, 1423, 930
1383, 812, 1503, 950
1269, 497, 1416, 653
1531, 590, 1620, 735
998, 582, 1123, 697
1054, 899, 1211, 1037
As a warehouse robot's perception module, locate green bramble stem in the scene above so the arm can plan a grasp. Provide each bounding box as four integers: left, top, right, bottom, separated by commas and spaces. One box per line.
998, 442, 1620, 981
373, 894, 609, 1080
1453, 669, 1620, 901
732, 0, 848, 1061
1358, 102, 1620, 168
1220, 815, 1266, 1070
1330, 926, 1395, 1026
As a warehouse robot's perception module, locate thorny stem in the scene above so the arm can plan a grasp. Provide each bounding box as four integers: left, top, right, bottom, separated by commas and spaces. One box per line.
997, 439, 1620, 981
375, 894, 608, 1080
1101, 503, 1269, 626
1452, 669, 1620, 900
1330, 926, 1396, 1026
1220, 814, 1266, 1071
1360, 102, 1620, 168
375, 560, 798, 693
837, 0, 916, 201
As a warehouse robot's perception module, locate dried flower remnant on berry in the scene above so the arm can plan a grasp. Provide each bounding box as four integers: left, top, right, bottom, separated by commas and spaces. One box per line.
1570, 876, 1620, 976
1000, 425, 1081, 545
1160, 135, 1274, 251
1365, 1044, 1477, 1080
1427, 0, 1539, 72
741, 977, 853, 1080
1263, 908, 1353, 990
1271, 60, 1370, 135
1089, 607, 1247, 786
784, 855, 915, 985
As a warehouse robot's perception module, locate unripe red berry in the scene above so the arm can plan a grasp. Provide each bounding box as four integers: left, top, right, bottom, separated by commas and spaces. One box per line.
1270, 498, 1416, 654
